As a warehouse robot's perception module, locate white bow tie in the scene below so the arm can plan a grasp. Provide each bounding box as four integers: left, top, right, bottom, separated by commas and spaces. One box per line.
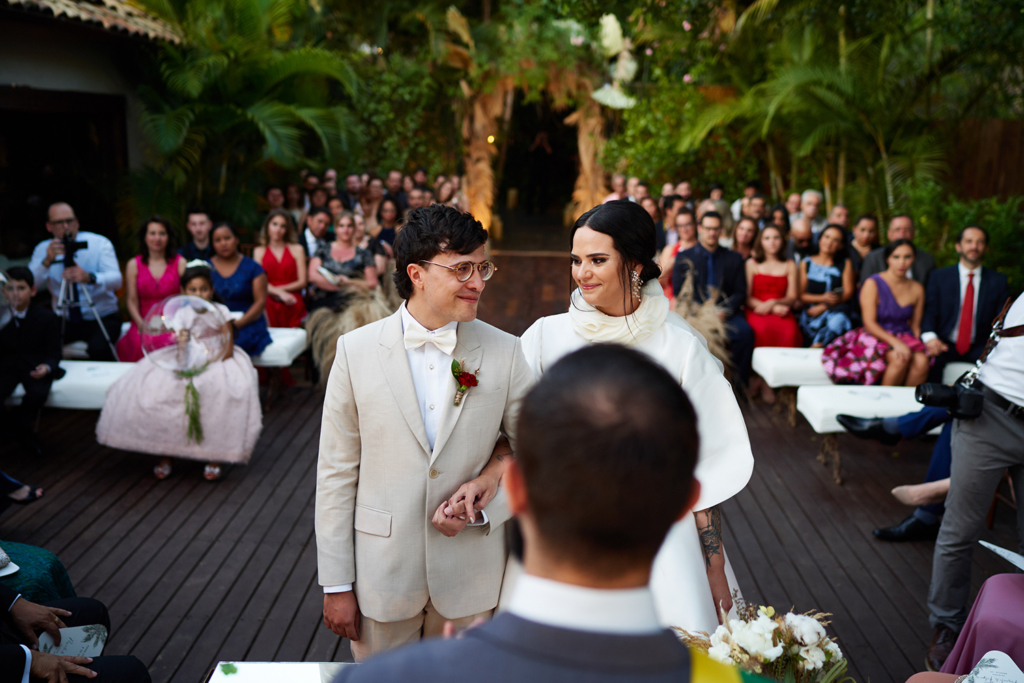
403, 324, 457, 355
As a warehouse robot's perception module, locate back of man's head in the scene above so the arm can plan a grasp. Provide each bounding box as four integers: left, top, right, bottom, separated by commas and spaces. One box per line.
514, 345, 700, 578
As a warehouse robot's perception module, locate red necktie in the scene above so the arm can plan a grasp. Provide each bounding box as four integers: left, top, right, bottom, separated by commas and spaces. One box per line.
956, 272, 974, 356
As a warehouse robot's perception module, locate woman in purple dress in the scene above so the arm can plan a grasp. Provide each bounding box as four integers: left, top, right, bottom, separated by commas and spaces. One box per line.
822, 239, 930, 385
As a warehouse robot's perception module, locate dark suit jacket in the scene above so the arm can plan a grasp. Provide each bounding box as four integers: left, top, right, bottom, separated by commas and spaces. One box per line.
335, 614, 693, 683
672, 245, 747, 318
0, 306, 65, 379
922, 265, 1010, 347
302, 229, 337, 259
0, 582, 28, 682
859, 246, 936, 286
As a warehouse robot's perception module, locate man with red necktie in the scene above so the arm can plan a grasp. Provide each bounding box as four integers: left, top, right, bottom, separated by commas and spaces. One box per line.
921, 225, 1009, 383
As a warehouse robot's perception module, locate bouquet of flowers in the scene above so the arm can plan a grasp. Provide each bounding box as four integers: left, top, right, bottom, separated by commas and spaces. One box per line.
676, 598, 851, 683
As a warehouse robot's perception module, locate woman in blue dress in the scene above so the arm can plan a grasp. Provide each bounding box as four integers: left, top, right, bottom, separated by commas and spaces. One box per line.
798, 224, 855, 346
210, 222, 273, 357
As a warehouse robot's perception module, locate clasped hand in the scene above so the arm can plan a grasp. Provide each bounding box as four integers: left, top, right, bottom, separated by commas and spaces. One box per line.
62, 266, 91, 284
431, 473, 500, 537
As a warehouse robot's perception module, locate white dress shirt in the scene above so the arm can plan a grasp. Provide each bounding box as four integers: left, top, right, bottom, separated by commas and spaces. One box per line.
324, 303, 483, 595
28, 231, 122, 320
979, 294, 1024, 408
507, 573, 662, 635
922, 263, 982, 346
304, 228, 321, 257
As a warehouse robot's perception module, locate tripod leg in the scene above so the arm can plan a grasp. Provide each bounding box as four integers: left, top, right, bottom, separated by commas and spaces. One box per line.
76, 286, 120, 361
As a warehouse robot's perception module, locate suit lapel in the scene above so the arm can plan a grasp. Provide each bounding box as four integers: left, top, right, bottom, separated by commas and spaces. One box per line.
377, 311, 431, 456
430, 321, 483, 466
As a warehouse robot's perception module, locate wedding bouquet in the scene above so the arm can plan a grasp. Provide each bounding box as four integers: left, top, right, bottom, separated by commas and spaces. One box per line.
676, 598, 850, 683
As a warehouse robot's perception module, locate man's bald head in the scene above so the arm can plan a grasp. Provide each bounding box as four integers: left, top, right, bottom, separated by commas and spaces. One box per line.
888, 215, 914, 242
790, 217, 812, 248
46, 202, 78, 239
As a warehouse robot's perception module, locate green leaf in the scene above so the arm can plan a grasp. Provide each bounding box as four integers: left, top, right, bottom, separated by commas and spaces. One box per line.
451, 359, 461, 376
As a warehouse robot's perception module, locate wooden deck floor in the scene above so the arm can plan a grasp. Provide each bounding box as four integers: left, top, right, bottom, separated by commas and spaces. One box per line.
0, 253, 1017, 683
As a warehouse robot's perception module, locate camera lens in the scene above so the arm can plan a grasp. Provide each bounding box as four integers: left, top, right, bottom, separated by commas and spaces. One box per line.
916, 383, 957, 407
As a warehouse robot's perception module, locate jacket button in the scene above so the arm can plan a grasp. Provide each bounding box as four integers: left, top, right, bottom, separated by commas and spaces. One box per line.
429, 469, 439, 479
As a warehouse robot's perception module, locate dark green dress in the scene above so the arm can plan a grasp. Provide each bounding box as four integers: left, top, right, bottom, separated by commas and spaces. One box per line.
0, 541, 77, 603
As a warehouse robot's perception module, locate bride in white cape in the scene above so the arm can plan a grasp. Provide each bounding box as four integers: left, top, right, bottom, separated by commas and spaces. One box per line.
504, 200, 754, 635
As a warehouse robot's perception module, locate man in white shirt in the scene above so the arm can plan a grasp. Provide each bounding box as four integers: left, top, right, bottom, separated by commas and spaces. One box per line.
927, 292, 1024, 671
316, 204, 534, 661
335, 344, 744, 683
27, 202, 123, 361
788, 189, 828, 236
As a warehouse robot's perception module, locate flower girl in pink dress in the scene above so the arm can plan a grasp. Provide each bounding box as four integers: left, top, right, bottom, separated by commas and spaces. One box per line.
96, 262, 262, 480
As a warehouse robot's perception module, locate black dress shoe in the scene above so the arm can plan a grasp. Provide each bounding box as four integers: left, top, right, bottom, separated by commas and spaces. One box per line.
874, 515, 940, 542
836, 414, 901, 446
926, 625, 958, 671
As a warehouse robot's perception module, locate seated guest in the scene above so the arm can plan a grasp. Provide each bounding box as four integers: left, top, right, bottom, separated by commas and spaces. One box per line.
798, 225, 855, 347
847, 213, 879, 277
179, 207, 214, 261
307, 212, 378, 312
731, 216, 757, 261
372, 197, 402, 247
789, 190, 827, 236
658, 209, 697, 298
785, 217, 817, 267
768, 203, 790, 233
661, 195, 686, 246
97, 262, 262, 481
0, 582, 150, 683
0, 267, 65, 454
828, 203, 849, 229
117, 217, 186, 362
328, 196, 346, 221
336, 345, 764, 683
254, 209, 307, 329
310, 186, 330, 210
708, 181, 724, 201
745, 194, 767, 228
28, 202, 122, 361
729, 180, 758, 220
746, 225, 802, 402
859, 214, 936, 285
384, 169, 409, 210
353, 212, 389, 276
301, 207, 335, 258
210, 222, 272, 357
357, 177, 385, 233
286, 182, 304, 223
823, 240, 929, 385
784, 192, 801, 216
672, 211, 754, 388
921, 225, 1008, 381
640, 196, 665, 252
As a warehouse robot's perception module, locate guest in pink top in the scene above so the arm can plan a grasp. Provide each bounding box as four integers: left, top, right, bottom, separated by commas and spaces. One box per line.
116, 217, 186, 362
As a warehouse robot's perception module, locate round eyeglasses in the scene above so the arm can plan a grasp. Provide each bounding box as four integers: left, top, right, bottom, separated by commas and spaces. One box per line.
418, 260, 497, 282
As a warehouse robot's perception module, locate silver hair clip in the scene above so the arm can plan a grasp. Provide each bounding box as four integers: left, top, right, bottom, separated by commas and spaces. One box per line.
185, 259, 211, 269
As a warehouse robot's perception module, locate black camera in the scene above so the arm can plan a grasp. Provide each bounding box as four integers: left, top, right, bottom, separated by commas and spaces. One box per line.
916, 378, 985, 419
61, 233, 88, 268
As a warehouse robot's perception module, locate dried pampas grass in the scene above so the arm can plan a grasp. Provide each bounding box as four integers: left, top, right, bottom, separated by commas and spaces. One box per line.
673, 262, 733, 374
308, 287, 396, 384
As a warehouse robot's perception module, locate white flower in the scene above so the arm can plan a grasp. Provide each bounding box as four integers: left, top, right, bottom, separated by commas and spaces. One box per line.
785, 613, 827, 647
708, 626, 734, 664
800, 645, 826, 670
825, 640, 843, 661
730, 615, 783, 662
599, 14, 624, 57
591, 84, 636, 109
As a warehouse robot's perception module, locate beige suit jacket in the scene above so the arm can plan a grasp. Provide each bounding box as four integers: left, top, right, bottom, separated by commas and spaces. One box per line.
316, 310, 535, 622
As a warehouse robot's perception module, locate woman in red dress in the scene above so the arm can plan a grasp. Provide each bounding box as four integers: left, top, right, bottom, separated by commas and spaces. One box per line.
253, 209, 307, 328
744, 224, 802, 402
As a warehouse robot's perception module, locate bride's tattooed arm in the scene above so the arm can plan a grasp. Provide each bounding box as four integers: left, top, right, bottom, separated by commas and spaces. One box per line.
695, 506, 723, 568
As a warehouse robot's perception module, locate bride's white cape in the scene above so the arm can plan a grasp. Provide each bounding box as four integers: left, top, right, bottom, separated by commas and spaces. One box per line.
504, 280, 754, 634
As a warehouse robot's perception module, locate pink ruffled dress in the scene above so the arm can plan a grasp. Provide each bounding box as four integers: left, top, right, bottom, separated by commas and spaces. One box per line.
822, 274, 929, 385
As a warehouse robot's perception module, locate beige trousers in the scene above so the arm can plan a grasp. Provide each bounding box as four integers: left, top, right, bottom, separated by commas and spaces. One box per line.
350, 600, 493, 662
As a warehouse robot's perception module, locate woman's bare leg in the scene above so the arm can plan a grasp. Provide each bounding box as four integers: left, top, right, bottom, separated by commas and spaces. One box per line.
905, 351, 930, 386
881, 349, 909, 386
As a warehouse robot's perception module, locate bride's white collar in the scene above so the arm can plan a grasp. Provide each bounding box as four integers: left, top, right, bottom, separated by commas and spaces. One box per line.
568, 279, 669, 346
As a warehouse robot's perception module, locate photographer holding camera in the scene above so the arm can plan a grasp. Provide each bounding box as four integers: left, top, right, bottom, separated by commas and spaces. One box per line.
28, 202, 122, 361
925, 292, 1024, 671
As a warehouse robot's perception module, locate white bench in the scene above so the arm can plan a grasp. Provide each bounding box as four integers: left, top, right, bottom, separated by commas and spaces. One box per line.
63, 322, 309, 369
6, 361, 132, 410
795, 361, 974, 484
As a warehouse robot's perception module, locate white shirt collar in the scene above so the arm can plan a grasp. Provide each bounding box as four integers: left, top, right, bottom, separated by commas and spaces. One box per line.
399, 301, 458, 336
13, 308, 27, 319
507, 573, 662, 635
958, 261, 981, 278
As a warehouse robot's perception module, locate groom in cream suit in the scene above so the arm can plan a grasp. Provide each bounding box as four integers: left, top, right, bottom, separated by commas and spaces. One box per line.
316, 204, 535, 661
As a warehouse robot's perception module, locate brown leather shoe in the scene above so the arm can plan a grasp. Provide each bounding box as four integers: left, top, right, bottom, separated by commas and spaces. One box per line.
926, 626, 957, 671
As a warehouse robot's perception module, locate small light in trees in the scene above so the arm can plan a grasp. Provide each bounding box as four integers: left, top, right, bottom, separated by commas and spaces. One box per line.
487, 135, 496, 144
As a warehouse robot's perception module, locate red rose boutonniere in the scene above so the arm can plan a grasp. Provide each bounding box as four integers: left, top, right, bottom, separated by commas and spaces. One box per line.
451, 359, 479, 406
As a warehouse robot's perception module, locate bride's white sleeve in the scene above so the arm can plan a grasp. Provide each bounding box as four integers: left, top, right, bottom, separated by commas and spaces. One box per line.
680, 340, 754, 511
519, 318, 545, 379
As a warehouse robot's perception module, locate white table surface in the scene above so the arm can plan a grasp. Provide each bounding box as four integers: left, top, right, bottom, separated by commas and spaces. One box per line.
208, 662, 354, 683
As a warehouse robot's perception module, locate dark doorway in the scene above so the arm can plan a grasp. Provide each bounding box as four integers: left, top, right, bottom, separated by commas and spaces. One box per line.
0, 86, 127, 261
495, 92, 578, 251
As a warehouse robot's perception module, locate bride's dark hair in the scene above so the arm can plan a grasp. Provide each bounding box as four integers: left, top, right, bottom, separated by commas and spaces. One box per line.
570, 200, 662, 310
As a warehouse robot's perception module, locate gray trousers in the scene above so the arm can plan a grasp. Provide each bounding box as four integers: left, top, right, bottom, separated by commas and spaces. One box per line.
928, 396, 1024, 631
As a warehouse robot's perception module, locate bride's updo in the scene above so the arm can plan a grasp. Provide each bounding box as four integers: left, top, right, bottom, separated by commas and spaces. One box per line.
572, 199, 662, 288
